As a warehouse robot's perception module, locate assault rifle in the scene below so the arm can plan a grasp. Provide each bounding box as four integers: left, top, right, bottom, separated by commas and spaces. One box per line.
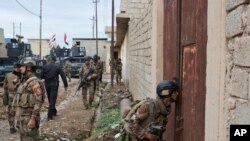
149, 124, 165, 141
74, 68, 94, 96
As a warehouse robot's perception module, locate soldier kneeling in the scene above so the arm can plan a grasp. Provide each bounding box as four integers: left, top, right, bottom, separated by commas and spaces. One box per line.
121, 79, 179, 141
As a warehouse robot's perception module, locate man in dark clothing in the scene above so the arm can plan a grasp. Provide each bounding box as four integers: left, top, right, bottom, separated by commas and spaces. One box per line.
41, 56, 68, 121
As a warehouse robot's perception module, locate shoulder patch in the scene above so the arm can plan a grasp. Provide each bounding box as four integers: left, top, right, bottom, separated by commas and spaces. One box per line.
31, 82, 42, 96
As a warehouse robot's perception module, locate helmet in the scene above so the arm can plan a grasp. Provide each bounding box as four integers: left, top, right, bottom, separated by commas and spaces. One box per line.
84, 56, 92, 61
20, 59, 37, 71
156, 80, 178, 99
13, 63, 21, 68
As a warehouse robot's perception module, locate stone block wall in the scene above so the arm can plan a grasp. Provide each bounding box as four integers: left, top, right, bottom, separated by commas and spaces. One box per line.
126, 0, 152, 99
225, 0, 250, 136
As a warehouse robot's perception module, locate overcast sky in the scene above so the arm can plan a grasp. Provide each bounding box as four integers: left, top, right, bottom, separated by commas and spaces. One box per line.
0, 0, 120, 47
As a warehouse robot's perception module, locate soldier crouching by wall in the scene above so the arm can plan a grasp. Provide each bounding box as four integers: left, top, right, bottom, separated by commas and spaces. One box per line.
3, 63, 21, 134
121, 79, 179, 141
13, 59, 46, 141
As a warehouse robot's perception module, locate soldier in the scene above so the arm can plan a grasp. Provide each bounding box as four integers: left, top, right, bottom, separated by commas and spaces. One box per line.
79, 56, 97, 109
13, 59, 46, 141
122, 79, 179, 141
3, 63, 21, 134
109, 58, 116, 82
64, 59, 72, 82
93, 55, 103, 90
115, 58, 123, 85
41, 56, 68, 121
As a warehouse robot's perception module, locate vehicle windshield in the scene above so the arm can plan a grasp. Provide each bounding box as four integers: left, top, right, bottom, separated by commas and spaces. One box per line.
69, 58, 84, 63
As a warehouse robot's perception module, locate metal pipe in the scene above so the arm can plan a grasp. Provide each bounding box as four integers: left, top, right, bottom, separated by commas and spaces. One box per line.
39, 0, 42, 59
120, 98, 131, 119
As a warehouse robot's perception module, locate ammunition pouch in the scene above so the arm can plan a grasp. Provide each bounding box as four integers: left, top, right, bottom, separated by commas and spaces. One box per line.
18, 93, 35, 108
12, 77, 39, 108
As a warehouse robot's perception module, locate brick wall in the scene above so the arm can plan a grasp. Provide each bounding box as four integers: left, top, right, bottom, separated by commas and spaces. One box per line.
127, 0, 152, 99
225, 0, 250, 132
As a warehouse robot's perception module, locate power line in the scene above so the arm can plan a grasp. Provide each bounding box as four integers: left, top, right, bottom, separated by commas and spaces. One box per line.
15, 0, 39, 17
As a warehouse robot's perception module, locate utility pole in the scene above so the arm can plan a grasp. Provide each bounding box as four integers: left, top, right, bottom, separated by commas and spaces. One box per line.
39, 0, 42, 59
90, 16, 95, 38
111, 0, 114, 88
13, 22, 15, 38
20, 22, 21, 35
93, 0, 99, 56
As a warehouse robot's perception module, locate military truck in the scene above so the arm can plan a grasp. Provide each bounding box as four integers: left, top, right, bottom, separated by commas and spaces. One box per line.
50, 46, 86, 77
0, 35, 45, 83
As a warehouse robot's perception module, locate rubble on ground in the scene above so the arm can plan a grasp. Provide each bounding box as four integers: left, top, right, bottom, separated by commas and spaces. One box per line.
87, 83, 131, 141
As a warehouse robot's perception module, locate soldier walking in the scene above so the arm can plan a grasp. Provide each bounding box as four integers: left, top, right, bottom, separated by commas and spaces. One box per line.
115, 58, 123, 85
64, 59, 72, 82
41, 56, 68, 121
13, 59, 46, 141
93, 55, 103, 90
79, 56, 97, 109
3, 63, 21, 134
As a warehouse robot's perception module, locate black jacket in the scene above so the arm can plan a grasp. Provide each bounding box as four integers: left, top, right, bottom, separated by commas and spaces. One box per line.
41, 63, 68, 87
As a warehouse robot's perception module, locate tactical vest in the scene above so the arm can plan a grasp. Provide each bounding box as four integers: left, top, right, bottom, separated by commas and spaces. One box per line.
13, 76, 45, 108
123, 99, 168, 135
116, 62, 122, 71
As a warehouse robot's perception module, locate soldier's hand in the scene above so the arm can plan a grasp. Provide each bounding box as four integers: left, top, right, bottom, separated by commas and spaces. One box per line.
27, 117, 36, 128
87, 76, 92, 80
145, 132, 158, 141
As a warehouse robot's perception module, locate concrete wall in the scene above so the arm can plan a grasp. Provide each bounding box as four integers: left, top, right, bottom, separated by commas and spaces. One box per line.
224, 0, 250, 140
0, 28, 7, 57
28, 39, 50, 58
120, 32, 128, 85
151, 0, 164, 99
205, 0, 227, 141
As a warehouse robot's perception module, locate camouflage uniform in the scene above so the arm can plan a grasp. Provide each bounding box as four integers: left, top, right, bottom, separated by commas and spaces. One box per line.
123, 98, 169, 141
3, 72, 20, 133
109, 59, 116, 82
95, 59, 103, 90
79, 63, 97, 109
115, 59, 123, 84
64, 60, 71, 82
14, 74, 45, 141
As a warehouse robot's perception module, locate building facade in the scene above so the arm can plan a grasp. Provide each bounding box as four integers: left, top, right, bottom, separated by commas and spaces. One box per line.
28, 39, 50, 58
0, 28, 7, 57
115, 0, 250, 140
72, 38, 108, 71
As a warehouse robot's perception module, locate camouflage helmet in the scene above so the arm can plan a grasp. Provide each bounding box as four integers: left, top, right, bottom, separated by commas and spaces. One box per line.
156, 80, 179, 99
20, 58, 37, 71
13, 62, 21, 68
84, 56, 92, 61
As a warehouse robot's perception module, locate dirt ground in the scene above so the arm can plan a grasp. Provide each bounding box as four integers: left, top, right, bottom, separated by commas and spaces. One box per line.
0, 73, 128, 141
0, 78, 96, 141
